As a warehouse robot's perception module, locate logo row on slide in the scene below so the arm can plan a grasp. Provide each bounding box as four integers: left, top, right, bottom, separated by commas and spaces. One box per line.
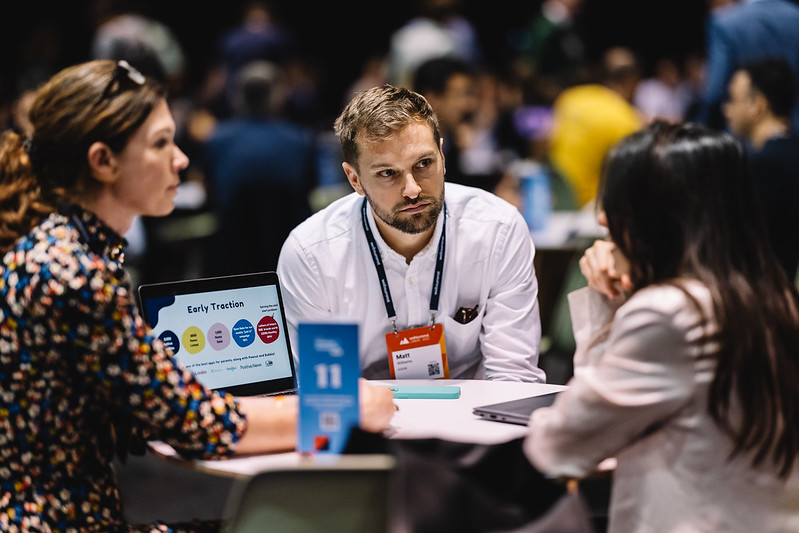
158, 315, 280, 355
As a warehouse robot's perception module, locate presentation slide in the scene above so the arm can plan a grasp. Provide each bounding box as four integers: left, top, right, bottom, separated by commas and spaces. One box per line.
147, 285, 293, 390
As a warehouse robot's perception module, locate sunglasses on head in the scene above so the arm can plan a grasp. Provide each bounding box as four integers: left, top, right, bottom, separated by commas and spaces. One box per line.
98, 60, 146, 103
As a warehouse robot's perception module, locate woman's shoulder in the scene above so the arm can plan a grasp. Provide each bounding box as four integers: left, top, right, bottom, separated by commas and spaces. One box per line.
3, 213, 112, 286
12, 213, 80, 257
622, 279, 713, 324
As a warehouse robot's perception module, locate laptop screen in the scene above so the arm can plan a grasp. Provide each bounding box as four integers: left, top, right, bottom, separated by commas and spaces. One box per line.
137, 272, 297, 397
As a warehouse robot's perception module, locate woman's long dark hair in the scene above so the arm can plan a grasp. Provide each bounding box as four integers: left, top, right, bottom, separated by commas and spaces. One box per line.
600, 120, 799, 478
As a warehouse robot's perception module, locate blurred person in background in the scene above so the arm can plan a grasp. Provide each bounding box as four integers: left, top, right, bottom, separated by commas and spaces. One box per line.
724, 58, 799, 281
387, 0, 482, 89
548, 46, 643, 208
511, 0, 587, 106
218, 1, 295, 84
90, 3, 186, 90
344, 55, 390, 103
633, 57, 694, 123
194, 0, 305, 122
696, 0, 799, 133
201, 59, 315, 276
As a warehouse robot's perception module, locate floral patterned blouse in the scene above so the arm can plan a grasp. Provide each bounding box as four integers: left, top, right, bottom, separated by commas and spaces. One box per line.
0, 206, 248, 532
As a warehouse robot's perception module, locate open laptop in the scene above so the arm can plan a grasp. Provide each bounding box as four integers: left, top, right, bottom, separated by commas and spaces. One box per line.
472, 391, 561, 426
138, 271, 297, 397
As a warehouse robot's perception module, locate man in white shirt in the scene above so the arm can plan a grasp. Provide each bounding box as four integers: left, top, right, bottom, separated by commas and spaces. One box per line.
277, 85, 544, 382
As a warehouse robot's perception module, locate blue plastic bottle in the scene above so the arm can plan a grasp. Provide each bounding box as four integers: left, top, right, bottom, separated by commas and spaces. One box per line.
515, 160, 552, 233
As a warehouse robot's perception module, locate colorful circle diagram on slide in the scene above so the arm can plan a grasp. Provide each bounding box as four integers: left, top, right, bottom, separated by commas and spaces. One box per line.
182, 326, 205, 354
232, 319, 256, 347
257, 315, 280, 344
207, 322, 231, 350
159, 330, 180, 355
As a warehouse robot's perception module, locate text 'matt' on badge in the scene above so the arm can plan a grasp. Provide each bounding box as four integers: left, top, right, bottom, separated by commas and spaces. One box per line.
386, 323, 449, 379
297, 322, 360, 454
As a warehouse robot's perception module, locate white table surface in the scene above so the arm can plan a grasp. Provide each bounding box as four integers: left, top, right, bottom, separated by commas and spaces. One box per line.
374, 379, 566, 443
149, 379, 566, 477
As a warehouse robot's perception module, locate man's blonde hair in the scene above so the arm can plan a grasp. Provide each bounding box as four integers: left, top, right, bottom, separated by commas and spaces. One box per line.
334, 84, 441, 167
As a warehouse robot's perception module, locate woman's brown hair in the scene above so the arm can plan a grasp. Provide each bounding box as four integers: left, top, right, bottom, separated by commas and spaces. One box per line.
0, 59, 166, 252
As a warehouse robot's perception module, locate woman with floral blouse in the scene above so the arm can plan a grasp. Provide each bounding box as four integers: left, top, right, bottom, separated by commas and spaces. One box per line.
0, 59, 395, 532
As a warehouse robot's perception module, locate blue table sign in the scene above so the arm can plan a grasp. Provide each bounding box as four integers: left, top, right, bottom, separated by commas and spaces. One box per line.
297, 322, 360, 454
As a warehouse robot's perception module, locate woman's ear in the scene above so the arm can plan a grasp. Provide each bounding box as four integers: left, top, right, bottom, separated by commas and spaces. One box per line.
86, 141, 118, 184
597, 210, 608, 228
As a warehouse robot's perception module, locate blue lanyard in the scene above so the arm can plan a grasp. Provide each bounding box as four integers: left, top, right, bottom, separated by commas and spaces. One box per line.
361, 197, 446, 332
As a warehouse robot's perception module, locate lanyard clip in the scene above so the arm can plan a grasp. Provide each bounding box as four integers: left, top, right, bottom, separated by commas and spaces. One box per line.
391, 317, 399, 336
430, 312, 437, 330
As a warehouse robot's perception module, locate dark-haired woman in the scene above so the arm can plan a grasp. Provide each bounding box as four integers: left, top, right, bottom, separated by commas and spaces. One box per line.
0, 59, 394, 532
525, 120, 799, 532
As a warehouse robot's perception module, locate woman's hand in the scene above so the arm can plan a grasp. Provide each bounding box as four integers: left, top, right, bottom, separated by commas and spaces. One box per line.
579, 239, 633, 299
234, 394, 299, 454
358, 379, 396, 433
233, 379, 397, 454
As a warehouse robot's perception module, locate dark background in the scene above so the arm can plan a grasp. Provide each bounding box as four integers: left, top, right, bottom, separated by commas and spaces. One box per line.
2, 0, 710, 118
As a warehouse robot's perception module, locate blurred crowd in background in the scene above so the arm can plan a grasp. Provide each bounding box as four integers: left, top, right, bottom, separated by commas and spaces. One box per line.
0, 0, 790, 288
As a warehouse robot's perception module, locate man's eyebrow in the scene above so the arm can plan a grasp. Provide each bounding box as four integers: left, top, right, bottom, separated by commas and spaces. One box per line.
368, 151, 438, 170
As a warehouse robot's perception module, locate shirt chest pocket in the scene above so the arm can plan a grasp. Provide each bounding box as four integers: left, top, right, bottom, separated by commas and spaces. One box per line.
440, 305, 485, 355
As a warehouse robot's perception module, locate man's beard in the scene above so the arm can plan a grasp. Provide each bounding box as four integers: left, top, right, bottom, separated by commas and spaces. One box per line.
365, 186, 444, 235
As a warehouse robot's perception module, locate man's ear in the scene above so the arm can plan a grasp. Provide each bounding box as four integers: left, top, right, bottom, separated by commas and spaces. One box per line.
342, 161, 364, 196
86, 141, 118, 184
439, 137, 446, 177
